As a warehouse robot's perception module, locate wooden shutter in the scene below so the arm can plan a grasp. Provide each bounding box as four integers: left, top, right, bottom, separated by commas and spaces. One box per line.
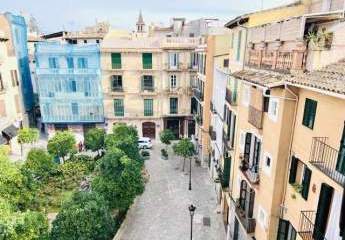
302, 98, 317, 129
236, 30, 242, 61
222, 157, 231, 188
314, 183, 334, 239
289, 156, 298, 184
301, 167, 312, 200
336, 122, 345, 174
244, 132, 252, 162
252, 138, 261, 173
231, 115, 236, 149
111, 53, 121, 69
247, 189, 255, 218
239, 180, 247, 211
143, 53, 152, 69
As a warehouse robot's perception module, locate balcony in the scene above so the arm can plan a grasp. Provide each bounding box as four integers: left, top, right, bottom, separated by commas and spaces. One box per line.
161, 37, 200, 49
298, 211, 326, 240
309, 137, 345, 186
164, 63, 183, 71
247, 50, 306, 73
248, 105, 263, 129
232, 197, 256, 234
225, 88, 237, 106
239, 160, 260, 185
193, 89, 204, 102
209, 126, 216, 141
111, 86, 123, 92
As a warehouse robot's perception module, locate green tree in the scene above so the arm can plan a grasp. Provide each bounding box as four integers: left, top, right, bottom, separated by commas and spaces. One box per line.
22, 148, 57, 182
105, 134, 141, 164
50, 191, 115, 240
47, 131, 76, 164
84, 128, 105, 156
92, 149, 144, 211
173, 138, 195, 171
159, 129, 175, 150
112, 123, 138, 141
0, 198, 49, 240
17, 128, 39, 157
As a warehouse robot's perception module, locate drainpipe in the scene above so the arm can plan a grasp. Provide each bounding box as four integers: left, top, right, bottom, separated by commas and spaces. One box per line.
280, 84, 299, 219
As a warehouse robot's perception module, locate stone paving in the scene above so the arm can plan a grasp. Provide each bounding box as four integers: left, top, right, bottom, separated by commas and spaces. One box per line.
116, 141, 226, 240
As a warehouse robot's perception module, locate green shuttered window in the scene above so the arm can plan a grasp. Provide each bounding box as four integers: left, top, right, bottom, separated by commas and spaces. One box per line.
144, 99, 153, 116
111, 53, 122, 69
222, 157, 231, 188
142, 53, 152, 69
301, 167, 312, 200
114, 99, 124, 116
302, 98, 317, 129
289, 156, 298, 184
170, 98, 178, 114
236, 30, 242, 61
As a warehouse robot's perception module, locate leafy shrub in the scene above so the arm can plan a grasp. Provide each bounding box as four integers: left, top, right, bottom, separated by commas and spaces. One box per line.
161, 149, 168, 157
58, 162, 88, 190
69, 154, 97, 172
22, 148, 58, 182
50, 191, 115, 240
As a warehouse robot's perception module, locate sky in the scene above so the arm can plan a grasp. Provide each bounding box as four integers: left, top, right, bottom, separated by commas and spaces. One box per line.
0, 0, 295, 33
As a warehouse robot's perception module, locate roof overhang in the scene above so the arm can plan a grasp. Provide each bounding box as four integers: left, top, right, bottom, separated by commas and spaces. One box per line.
2, 124, 18, 139
224, 16, 249, 29
304, 10, 345, 24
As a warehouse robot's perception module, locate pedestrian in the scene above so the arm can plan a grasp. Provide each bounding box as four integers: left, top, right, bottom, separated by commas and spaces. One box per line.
78, 141, 83, 152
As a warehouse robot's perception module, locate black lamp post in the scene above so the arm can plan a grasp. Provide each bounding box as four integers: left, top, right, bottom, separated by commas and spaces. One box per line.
189, 157, 192, 190
188, 204, 196, 240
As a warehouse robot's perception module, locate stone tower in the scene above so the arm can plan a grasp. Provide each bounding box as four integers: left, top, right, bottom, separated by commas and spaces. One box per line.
136, 11, 145, 33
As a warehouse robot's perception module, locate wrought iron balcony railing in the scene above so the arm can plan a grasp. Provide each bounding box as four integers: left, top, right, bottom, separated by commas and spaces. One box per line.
232, 197, 256, 234
310, 137, 345, 186
193, 89, 204, 102
225, 88, 237, 105
248, 105, 263, 129
111, 86, 123, 92
209, 126, 216, 141
239, 160, 260, 185
298, 211, 327, 240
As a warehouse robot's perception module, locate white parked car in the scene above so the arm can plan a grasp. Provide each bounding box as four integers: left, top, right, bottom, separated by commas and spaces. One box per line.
138, 137, 153, 149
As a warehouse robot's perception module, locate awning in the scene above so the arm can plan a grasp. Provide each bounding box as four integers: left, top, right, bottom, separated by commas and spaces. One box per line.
2, 125, 18, 139
0, 135, 7, 144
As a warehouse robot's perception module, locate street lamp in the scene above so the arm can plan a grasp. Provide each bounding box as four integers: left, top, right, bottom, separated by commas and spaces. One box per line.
188, 204, 196, 240
189, 157, 192, 190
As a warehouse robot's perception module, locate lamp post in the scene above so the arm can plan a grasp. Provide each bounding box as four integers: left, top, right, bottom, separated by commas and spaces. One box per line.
189, 157, 192, 190
188, 204, 196, 240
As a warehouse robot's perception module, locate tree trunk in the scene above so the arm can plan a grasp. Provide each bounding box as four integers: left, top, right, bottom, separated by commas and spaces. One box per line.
20, 144, 23, 158
182, 157, 186, 172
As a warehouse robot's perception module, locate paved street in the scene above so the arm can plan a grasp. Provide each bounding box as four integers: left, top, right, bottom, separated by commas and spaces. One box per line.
115, 141, 226, 240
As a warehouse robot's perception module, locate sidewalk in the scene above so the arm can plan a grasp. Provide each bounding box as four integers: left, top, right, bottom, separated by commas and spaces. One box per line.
115, 141, 226, 240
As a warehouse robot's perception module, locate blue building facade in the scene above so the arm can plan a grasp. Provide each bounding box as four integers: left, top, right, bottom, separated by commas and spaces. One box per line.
5, 13, 35, 121
35, 42, 104, 125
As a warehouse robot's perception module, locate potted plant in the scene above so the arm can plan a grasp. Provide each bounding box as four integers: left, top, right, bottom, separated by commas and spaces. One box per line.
161, 149, 168, 160
159, 129, 175, 160
141, 150, 150, 160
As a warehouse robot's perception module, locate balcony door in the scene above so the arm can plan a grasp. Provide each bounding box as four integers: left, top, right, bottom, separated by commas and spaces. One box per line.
336, 122, 345, 175
314, 183, 334, 240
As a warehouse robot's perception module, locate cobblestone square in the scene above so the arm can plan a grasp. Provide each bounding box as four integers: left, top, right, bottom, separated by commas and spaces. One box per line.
115, 142, 226, 240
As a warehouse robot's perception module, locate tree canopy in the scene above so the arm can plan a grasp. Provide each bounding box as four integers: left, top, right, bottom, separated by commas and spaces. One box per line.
22, 148, 57, 181
0, 198, 49, 240
50, 191, 115, 240
17, 128, 39, 145
159, 129, 175, 146
84, 128, 105, 155
92, 148, 144, 211
47, 131, 76, 162
173, 138, 195, 159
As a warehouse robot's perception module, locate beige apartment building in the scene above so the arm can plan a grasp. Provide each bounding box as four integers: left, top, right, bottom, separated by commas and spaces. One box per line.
214, 1, 345, 240
100, 33, 199, 139
0, 16, 27, 153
